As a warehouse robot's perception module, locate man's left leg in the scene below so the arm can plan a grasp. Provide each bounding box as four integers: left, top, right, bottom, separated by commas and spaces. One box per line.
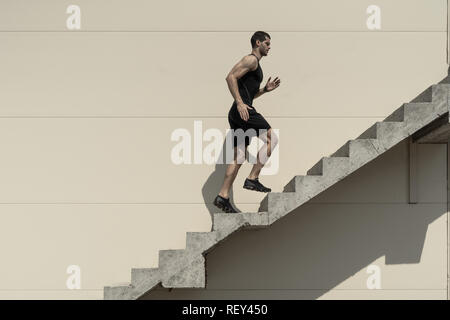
244, 128, 278, 192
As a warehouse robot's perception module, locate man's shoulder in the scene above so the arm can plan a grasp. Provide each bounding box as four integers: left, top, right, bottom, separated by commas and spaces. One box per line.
241, 54, 258, 71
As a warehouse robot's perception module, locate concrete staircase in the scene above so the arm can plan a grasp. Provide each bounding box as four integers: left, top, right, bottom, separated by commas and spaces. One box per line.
104, 82, 450, 300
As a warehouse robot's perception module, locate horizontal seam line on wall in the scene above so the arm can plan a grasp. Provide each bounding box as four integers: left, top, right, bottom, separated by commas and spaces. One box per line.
0, 288, 445, 291
0, 289, 102, 291
0, 30, 446, 33
153, 288, 448, 291
0, 202, 446, 205
0, 116, 390, 119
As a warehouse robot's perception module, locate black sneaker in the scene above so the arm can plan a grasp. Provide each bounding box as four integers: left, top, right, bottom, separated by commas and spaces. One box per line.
213, 195, 238, 213
243, 177, 271, 192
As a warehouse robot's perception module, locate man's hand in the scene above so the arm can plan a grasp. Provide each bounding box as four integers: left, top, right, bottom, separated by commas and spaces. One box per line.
265, 76, 281, 92
237, 102, 253, 121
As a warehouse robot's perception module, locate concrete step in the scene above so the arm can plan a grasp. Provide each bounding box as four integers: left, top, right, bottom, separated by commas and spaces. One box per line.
307, 156, 351, 181
383, 102, 434, 123
131, 267, 160, 287
357, 122, 408, 153
330, 138, 378, 158
357, 121, 406, 140
283, 175, 324, 194
161, 255, 206, 288
158, 248, 204, 284
283, 175, 333, 202
239, 211, 270, 229
330, 140, 351, 157
431, 84, 450, 102
212, 212, 246, 232
333, 139, 382, 169
383, 104, 405, 122
186, 231, 219, 252
404, 102, 446, 129
258, 192, 299, 223
104, 284, 133, 300
158, 249, 188, 270
407, 83, 449, 104
212, 212, 270, 232
104, 274, 162, 300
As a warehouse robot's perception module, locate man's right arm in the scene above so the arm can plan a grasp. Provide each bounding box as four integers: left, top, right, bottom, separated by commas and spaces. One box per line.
225, 55, 258, 121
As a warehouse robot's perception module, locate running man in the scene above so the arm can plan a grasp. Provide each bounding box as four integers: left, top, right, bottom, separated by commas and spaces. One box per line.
213, 31, 281, 213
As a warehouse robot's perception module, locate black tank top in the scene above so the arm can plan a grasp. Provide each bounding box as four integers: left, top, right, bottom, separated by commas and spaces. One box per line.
236, 53, 263, 106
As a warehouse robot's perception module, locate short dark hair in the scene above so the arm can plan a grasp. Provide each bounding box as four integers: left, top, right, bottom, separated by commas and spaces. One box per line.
251, 31, 271, 48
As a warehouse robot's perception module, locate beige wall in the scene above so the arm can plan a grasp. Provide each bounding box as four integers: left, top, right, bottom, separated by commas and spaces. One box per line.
0, 0, 448, 299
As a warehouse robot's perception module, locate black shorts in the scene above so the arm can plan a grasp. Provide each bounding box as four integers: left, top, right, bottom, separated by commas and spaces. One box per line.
228, 102, 271, 147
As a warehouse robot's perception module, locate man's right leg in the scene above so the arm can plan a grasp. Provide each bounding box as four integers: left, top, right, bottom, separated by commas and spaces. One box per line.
214, 143, 247, 213
218, 144, 246, 199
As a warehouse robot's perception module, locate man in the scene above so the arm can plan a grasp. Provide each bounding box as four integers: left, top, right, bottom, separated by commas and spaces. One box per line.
213, 31, 281, 213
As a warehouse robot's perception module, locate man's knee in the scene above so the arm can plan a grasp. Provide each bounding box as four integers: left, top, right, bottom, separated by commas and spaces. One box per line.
264, 129, 278, 148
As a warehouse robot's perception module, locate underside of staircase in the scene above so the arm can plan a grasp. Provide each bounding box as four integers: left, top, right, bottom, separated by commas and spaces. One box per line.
104, 79, 450, 300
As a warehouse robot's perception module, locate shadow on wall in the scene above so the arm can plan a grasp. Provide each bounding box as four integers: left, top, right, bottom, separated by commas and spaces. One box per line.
143, 139, 447, 299
201, 136, 241, 217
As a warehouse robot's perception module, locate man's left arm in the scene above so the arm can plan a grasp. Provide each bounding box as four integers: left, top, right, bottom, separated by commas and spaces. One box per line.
253, 86, 268, 99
